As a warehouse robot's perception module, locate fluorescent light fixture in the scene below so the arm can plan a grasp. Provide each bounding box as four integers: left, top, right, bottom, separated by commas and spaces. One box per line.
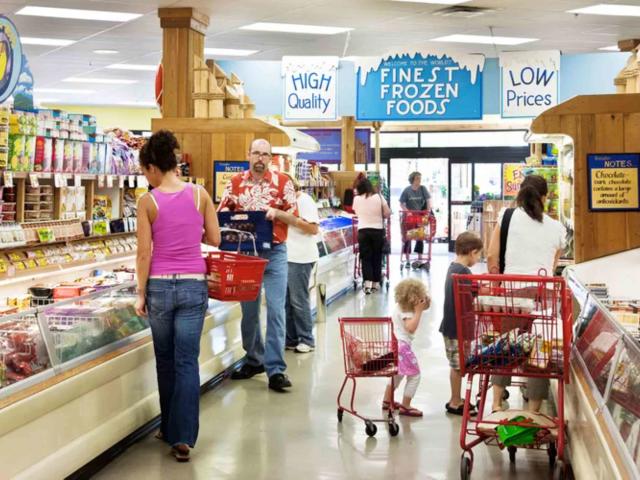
568, 4, 640, 17
240, 22, 352, 35
94, 49, 119, 55
204, 48, 258, 56
392, 0, 471, 4
115, 101, 158, 107
36, 98, 60, 103
63, 77, 138, 85
35, 87, 95, 94
107, 64, 157, 71
21, 37, 75, 47
599, 45, 620, 51
432, 34, 538, 45
16, 6, 142, 22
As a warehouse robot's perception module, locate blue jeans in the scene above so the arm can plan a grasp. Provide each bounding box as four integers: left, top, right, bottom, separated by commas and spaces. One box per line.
146, 278, 208, 448
286, 262, 315, 348
240, 243, 288, 377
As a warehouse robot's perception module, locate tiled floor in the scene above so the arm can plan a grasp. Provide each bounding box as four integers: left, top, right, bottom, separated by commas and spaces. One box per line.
94, 251, 566, 479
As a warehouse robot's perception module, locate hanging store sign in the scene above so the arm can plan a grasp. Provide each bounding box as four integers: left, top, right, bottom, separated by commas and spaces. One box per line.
0, 15, 27, 107
588, 153, 640, 211
500, 50, 560, 118
213, 160, 249, 203
282, 56, 338, 121
355, 52, 484, 121
297, 129, 342, 164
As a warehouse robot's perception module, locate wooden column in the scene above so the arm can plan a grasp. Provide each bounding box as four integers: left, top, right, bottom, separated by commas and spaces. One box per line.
341, 116, 356, 171
158, 8, 209, 118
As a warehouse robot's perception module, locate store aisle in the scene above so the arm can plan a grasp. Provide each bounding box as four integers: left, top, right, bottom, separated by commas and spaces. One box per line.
94, 254, 560, 480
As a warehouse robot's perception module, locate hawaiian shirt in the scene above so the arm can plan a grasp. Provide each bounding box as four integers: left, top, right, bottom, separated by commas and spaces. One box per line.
218, 170, 297, 244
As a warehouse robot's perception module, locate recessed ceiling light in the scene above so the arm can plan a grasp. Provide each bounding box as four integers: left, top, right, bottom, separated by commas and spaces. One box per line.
21, 37, 75, 47
106, 64, 157, 71
63, 77, 138, 85
568, 4, 640, 17
16, 6, 142, 22
432, 34, 538, 45
94, 49, 119, 55
240, 22, 352, 35
599, 45, 620, 51
392, 0, 471, 4
204, 48, 259, 57
35, 87, 95, 94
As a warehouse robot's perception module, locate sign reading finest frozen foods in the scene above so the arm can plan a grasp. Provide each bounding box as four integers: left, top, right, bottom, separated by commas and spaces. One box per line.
213, 161, 249, 203
588, 153, 640, 211
500, 51, 560, 118
282, 56, 338, 121
355, 53, 484, 121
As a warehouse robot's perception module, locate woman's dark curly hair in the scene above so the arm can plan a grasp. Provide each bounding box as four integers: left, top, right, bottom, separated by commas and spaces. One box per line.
140, 130, 179, 173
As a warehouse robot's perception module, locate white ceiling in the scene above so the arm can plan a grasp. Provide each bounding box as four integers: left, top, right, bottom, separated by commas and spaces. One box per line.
2, 0, 639, 106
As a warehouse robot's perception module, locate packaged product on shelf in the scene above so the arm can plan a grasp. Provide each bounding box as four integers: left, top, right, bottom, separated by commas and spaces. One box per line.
0, 129, 8, 149
92, 195, 111, 220
23, 136, 36, 172
0, 148, 7, 170
73, 140, 83, 173
63, 140, 74, 173
82, 142, 93, 173
8, 134, 24, 171
52, 138, 64, 172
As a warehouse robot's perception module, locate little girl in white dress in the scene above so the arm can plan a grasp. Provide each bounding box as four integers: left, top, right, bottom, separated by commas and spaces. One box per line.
383, 278, 430, 417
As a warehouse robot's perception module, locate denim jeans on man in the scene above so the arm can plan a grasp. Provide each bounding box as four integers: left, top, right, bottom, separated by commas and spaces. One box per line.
286, 262, 315, 348
240, 243, 288, 377
146, 278, 208, 448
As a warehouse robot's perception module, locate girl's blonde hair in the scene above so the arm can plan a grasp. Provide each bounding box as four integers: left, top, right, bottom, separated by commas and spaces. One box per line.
394, 278, 431, 312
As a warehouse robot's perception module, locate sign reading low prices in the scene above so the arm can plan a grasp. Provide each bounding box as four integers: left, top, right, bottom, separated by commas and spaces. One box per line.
213, 161, 249, 203
500, 51, 560, 118
588, 154, 640, 211
282, 56, 338, 121
355, 53, 484, 121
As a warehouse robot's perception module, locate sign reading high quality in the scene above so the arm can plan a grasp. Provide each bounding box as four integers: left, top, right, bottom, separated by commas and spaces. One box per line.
355, 52, 485, 121
500, 51, 560, 118
282, 56, 338, 121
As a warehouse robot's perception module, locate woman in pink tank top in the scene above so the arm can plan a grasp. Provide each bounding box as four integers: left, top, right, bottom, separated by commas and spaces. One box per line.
135, 130, 220, 462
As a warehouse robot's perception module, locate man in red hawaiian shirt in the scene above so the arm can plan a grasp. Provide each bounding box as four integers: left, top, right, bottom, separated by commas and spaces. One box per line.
219, 139, 299, 392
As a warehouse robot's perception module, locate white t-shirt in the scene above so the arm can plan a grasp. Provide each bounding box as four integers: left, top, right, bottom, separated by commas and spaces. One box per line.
498, 207, 566, 275
353, 194, 389, 229
392, 306, 415, 344
287, 192, 320, 264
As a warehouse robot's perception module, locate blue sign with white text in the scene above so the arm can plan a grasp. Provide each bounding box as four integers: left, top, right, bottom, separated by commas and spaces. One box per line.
356, 54, 483, 121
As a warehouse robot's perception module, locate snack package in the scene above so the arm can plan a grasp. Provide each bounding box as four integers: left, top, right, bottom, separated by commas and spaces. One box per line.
73, 140, 83, 173
63, 140, 74, 173
42, 137, 53, 172
23, 136, 36, 171
527, 336, 551, 371
86, 143, 97, 173
33, 136, 45, 172
8, 134, 25, 171
52, 138, 64, 172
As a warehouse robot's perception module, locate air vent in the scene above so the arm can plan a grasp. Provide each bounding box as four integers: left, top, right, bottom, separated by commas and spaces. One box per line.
432, 6, 494, 18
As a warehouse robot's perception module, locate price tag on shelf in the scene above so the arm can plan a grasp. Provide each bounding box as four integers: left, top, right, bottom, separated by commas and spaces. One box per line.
98, 175, 105, 188
3, 171, 13, 188
29, 173, 39, 188
128, 175, 136, 188
74, 174, 82, 187
7, 264, 15, 278
54, 173, 66, 188
106, 175, 114, 188
137, 176, 148, 188
118, 176, 125, 188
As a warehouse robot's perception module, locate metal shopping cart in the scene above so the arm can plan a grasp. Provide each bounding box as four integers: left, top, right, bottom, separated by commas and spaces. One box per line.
352, 217, 391, 292
337, 317, 400, 437
452, 273, 572, 479
399, 210, 436, 273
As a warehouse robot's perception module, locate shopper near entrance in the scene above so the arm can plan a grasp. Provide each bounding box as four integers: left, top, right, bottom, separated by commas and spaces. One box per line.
400, 172, 431, 268
486, 175, 566, 413
282, 173, 320, 354
440, 231, 483, 416
135, 130, 221, 462
382, 278, 430, 417
353, 178, 391, 294
218, 139, 299, 392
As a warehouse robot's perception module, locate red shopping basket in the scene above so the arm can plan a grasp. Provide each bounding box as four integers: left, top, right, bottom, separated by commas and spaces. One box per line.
205, 251, 268, 301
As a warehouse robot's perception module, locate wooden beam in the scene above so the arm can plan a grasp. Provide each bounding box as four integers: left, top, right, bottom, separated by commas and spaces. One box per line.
151, 117, 286, 134
341, 116, 356, 171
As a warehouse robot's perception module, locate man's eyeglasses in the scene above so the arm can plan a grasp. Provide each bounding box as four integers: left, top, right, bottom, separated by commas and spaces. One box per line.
250, 151, 272, 159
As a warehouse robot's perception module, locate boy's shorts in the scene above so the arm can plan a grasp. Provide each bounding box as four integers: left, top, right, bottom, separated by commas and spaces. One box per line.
443, 336, 460, 371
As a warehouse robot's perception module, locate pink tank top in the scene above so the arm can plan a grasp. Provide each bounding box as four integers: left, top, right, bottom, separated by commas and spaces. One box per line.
149, 183, 206, 276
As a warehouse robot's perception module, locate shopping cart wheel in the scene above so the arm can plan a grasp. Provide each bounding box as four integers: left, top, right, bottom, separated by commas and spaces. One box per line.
508, 446, 517, 464
460, 454, 472, 480
337, 408, 344, 423
365, 421, 377, 437
548, 442, 557, 467
388, 421, 399, 437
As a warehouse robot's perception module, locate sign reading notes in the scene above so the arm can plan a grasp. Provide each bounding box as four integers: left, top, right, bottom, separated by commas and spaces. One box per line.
588, 154, 640, 211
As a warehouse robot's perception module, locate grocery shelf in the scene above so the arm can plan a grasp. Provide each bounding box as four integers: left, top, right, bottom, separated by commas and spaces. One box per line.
0, 230, 136, 253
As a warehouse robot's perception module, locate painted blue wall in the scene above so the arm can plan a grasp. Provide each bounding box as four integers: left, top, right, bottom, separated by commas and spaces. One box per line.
220, 52, 628, 118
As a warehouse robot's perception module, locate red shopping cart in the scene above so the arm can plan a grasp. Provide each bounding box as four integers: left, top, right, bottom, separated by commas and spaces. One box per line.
337, 317, 400, 437
452, 273, 572, 479
399, 210, 436, 272
352, 217, 391, 292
